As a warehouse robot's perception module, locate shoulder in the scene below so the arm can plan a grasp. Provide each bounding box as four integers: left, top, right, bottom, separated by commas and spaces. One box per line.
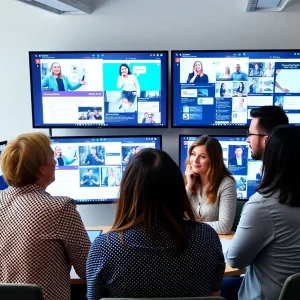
187, 72, 193, 77
38, 189, 75, 209
129, 74, 137, 79
219, 176, 236, 190
186, 222, 222, 250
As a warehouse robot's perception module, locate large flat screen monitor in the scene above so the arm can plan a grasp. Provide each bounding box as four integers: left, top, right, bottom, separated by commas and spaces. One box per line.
172, 50, 300, 127
47, 135, 162, 204
0, 140, 8, 190
179, 135, 262, 200
29, 51, 168, 128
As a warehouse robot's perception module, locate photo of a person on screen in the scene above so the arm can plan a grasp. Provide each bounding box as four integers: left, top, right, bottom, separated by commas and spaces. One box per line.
123, 147, 136, 163
186, 61, 209, 83
117, 63, 140, 111
85, 147, 104, 165
220, 83, 227, 97
41, 62, 87, 91
53, 146, 78, 166
233, 98, 247, 113
80, 169, 100, 187
264, 62, 274, 77
142, 112, 149, 124
102, 167, 120, 187
234, 82, 247, 97
249, 63, 263, 77
231, 64, 248, 81
218, 66, 231, 80
229, 146, 247, 166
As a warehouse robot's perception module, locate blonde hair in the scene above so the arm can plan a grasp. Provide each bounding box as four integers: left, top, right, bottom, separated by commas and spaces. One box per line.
1, 132, 51, 187
50, 62, 63, 79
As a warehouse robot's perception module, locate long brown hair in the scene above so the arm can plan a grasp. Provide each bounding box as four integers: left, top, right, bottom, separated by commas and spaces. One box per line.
50, 62, 63, 79
184, 135, 234, 204
110, 148, 198, 254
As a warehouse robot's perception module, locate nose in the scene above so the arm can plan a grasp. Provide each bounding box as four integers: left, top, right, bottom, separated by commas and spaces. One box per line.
246, 137, 250, 143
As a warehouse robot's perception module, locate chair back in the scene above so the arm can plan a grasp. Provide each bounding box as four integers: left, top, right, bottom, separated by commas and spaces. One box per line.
101, 297, 225, 300
278, 272, 300, 300
232, 200, 246, 231
0, 283, 44, 300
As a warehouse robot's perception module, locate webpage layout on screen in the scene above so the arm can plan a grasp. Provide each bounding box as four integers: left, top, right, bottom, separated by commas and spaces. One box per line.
173, 50, 300, 127
47, 136, 161, 204
179, 136, 262, 200
30, 52, 167, 127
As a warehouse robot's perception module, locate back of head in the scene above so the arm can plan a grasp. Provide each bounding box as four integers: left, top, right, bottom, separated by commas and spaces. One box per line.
1, 132, 51, 187
258, 125, 300, 206
112, 148, 197, 252
250, 106, 289, 134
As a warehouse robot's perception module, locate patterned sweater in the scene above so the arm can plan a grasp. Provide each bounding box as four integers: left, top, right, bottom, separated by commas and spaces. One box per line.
0, 184, 91, 300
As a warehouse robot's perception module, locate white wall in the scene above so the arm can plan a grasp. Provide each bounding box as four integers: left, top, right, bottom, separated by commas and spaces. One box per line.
1, 0, 300, 225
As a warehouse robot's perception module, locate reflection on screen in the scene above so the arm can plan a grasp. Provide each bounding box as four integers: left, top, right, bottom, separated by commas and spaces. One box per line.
179, 135, 262, 200
172, 50, 300, 127
29, 51, 168, 128
47, 136, 162, 204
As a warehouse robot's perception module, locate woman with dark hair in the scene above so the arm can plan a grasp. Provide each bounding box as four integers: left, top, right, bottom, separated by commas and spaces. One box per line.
226, 125, 300, 300
220, 82, 226, 97
185, 135, 237, 234
234, 82, 246, 96
186, 61, 209, 83
117, 63, 140, 111
41, 62, 87, 91
87, 149, 225, 299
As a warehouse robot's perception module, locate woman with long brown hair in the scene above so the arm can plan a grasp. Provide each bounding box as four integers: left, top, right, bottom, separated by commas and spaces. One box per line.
185, 135, 237, 234
86, 148, 225, 299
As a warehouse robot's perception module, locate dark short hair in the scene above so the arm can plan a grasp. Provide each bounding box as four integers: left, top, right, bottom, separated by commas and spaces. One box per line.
250, 106, 288, 134
111, 148, 197, 254
257, 125, 300, 207
235, 145, 243, 150
119, 63, 132, 76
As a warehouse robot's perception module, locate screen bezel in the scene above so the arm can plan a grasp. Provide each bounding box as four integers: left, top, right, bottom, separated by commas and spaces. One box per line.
178, 134, 255, 201
29, 50, 169, 129
50, 134, 163, 204
0, 141, 7, 147
171, 49, 300, 128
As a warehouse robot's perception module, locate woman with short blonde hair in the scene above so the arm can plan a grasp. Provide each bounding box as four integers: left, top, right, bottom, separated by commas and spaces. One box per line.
0, 132, 90, 300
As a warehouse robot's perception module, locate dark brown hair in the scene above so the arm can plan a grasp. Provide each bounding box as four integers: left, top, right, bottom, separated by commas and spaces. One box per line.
257, 125, 300, 207
110, 148, 197, 254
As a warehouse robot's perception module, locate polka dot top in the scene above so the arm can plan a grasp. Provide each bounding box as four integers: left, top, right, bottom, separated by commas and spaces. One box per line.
86, 221, 225, 299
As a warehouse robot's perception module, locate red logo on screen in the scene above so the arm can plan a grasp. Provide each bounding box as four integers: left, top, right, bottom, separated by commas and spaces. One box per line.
175, 58, 180, 62
35, 59, 40, 64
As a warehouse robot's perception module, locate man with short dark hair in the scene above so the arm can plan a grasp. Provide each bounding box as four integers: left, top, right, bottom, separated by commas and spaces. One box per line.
229, 146, 247, 166
246, 106, 288, 160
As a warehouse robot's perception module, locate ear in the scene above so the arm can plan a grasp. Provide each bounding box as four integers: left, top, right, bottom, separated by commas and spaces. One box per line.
264, 136, 268, 145
38, 165, 47, 176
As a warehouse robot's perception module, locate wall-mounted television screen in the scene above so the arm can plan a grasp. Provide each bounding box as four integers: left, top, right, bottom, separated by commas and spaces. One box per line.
29, 51, 168, 128
47, 135, 162, 204
172, 50, 300, 127
179, 135, 262, 200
